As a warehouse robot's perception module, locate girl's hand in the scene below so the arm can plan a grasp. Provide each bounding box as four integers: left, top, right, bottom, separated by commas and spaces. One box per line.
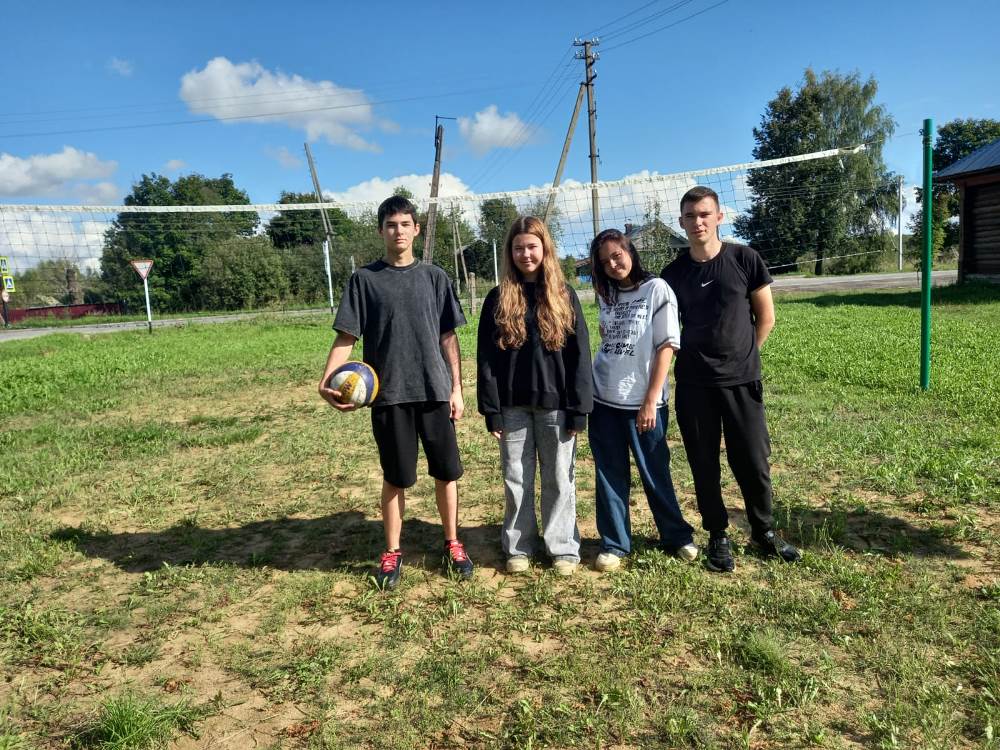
636, 402, 657, 433
491, 430, 503, 440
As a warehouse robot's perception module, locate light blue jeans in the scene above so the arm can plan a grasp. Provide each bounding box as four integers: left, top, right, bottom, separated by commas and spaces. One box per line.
499, 407, 581, 562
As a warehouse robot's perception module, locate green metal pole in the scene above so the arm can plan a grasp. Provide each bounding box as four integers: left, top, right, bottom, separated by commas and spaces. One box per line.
920, 118, 934, 391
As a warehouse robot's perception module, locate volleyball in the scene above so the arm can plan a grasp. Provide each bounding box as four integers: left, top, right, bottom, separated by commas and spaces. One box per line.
327, 361, 380, 407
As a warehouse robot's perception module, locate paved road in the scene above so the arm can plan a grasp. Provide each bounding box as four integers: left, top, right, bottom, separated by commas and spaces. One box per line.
0, 270, 959, 344
574, 269, 957, 302
771, 269, 957, 292
0, 307, 331, 344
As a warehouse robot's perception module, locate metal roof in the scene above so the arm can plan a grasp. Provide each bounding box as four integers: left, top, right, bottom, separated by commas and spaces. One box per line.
936, 136, 1000, 180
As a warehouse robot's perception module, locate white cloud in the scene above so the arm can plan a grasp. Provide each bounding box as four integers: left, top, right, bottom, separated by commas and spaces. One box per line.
180, 57, 390, 152
458, 105, 533, 155
107, 57, 134, 76
324, 172, 472, 207
164, 159, 186, 172
73, 181, 121, 205
0, 147, 117, 198
266, 146, 302, 169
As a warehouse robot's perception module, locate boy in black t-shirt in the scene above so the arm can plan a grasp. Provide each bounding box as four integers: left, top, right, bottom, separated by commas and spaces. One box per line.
661, 186, 801, 572
319, 195, 474, 590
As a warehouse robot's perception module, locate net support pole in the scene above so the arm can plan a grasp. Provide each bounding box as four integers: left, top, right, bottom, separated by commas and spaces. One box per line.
323, 239, 335, 317
897, 175, 904, 272
492, 240, 498, 287
920, 118, 934, 391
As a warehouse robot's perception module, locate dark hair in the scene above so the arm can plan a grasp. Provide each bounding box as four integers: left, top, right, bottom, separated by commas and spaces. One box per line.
589, 228, 652, 306
377, 195, 419, 228
679, 185, 720, 213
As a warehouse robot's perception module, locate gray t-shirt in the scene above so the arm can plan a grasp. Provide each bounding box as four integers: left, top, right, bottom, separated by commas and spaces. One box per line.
593, 277, 681, 408
333, 259, 466, 406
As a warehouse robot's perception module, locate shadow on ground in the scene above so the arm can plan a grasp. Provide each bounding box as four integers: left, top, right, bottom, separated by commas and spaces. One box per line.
775, 504, 971, 560
50, 499, 971, 578
50, 512, 504, 575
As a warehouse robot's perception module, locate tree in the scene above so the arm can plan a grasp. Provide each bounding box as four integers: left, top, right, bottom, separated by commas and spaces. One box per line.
266, 191, 351, 249
478, 197, 519, 250
198, 236, 289, 310
100, 173, 257, 311
733, 69, 897, 274
911, 118, 1000, 255
15, 259, 101, 307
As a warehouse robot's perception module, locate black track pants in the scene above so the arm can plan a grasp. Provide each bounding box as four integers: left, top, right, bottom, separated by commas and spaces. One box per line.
674, 381, 773, 536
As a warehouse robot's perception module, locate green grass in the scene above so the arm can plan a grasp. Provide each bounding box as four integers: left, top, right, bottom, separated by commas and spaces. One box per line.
0, 281, 997, 748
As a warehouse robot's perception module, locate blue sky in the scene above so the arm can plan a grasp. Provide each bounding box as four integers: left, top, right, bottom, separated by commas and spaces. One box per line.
1, 0, 997, 214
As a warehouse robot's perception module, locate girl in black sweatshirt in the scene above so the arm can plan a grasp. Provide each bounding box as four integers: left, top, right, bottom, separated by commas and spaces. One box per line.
477, 216, 593, 575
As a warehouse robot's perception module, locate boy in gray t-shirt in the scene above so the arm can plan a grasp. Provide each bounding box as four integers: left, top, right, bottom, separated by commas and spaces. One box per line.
319, 195, 473, 591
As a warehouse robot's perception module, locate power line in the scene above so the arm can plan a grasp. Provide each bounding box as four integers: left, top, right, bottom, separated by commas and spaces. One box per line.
465, 46, 579, 190
601, 0, 730, 52
0, 83, 518, 140
0, 73, 508, 121
599, 0, 701, 41
582, 0, 671, 37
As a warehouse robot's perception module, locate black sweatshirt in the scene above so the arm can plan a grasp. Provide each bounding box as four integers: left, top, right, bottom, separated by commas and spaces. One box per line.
477, 282, 593, 433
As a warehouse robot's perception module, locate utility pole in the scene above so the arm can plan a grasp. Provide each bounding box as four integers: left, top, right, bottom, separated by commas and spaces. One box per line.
544, 83, 587, 224
424, 115, 455, 264
574, 38, 601, 236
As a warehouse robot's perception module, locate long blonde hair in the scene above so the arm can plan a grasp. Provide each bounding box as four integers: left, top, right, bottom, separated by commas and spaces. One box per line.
494, 215, 575, 351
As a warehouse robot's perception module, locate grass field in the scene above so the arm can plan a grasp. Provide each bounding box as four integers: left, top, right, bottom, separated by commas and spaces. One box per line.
1, 283, 998, 749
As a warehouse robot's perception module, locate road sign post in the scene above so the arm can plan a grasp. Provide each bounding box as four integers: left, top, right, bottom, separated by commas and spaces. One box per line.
130, 259, 154, 334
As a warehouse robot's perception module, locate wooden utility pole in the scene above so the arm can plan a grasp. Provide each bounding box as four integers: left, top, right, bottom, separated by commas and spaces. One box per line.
424, 123, 444, 264
544, 82, 587, 224
574, 38, 601, 236
424, 116, 456, 264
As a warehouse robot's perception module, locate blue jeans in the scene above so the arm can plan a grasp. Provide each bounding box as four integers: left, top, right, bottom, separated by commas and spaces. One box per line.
590, 401, 694, 555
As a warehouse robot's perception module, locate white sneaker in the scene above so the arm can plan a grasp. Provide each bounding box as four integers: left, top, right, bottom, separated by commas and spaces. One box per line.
675, 543, 699, 562
595, 552, 621, 572
506, 556, 530, 574
552, 559, 578, 576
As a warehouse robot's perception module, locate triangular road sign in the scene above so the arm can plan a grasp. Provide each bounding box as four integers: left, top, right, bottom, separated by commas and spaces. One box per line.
130, 259, 154, 280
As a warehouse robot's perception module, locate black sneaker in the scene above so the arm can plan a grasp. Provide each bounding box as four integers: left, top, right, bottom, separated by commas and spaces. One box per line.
374, 549, 403, 590
443, 539, 474, 580
752, 530, 802, 563
705, 536, 735, 573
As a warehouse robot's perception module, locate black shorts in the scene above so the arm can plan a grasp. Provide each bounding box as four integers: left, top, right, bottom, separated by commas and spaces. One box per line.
371, 401, 463, 489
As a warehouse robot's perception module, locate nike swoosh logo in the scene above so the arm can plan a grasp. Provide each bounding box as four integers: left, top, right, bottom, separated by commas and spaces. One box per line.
700, 280, 714, 287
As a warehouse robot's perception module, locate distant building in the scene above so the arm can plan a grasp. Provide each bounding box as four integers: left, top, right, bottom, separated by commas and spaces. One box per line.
575, 221, 691, 278
936, 137, 1000, 283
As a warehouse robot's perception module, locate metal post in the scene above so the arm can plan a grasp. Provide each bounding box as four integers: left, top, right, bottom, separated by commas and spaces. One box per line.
322, 239, 335, 317
142, 276, 153, 334
305, 143, 350, 305
544, 83, 587, 224
920, 119, 934, 391
492, 240, 498, 287
897, 175, 904, 272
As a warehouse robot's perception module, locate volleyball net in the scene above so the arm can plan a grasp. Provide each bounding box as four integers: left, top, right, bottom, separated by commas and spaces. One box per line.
0, 144, 901, 313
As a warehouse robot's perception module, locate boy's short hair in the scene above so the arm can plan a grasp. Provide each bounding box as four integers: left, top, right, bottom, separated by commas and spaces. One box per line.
679, 185, 720, 213
377, 195, 419, 228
